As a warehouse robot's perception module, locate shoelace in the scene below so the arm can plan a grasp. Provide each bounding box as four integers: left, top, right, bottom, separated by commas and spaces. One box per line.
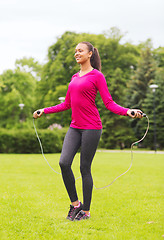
76, 210, 86, 220
68, 205, 74, 217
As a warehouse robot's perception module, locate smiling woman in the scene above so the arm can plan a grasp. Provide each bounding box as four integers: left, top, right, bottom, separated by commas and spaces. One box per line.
33, 41, 144, 221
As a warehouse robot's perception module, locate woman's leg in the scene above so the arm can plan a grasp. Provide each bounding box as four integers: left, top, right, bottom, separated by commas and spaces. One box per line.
80, 129, 102, 212
59, 127, 81, 203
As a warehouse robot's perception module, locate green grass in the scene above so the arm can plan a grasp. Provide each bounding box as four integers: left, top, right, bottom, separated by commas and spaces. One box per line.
0, 152, 163, 240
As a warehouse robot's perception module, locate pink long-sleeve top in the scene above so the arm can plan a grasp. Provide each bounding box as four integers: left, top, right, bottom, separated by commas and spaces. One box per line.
44, 69, 129, 129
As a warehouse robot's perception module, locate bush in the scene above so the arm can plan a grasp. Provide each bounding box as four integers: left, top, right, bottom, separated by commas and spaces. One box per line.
0, 128, 68, 153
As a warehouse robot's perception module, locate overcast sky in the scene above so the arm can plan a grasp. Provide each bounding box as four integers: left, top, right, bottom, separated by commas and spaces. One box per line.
0, 0, 163, 74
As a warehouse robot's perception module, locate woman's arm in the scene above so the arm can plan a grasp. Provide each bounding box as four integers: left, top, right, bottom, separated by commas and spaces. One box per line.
33, 87, 71, 119
96, 73, 143, 118
96, 73, 129, 116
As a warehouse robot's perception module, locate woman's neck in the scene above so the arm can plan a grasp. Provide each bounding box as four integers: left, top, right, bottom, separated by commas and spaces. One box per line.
79, 62, 93, 76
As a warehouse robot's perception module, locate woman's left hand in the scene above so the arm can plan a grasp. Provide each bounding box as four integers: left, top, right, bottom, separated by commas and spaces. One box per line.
127, 109, 143, 119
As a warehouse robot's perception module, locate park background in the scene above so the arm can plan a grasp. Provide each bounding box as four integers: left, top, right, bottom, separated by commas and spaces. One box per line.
0, 1, 164, 239
0, 29, 164, 153
0, 0, 164, 153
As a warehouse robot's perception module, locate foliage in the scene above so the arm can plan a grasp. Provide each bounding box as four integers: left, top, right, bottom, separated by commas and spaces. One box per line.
127, 43, 158, 143
127, 42, 157, 110
127, 43, 164, 149
142, 67, 164, 149
15, 57, 42, 81
0, 57, 43, 129
0, 29, 163, 149
153, 46, 164, 68
0, 128, 68, 153
0, 69, 37, 128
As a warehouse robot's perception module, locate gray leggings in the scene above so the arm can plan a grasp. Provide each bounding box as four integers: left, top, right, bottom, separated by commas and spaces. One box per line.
59, 127, 102, 211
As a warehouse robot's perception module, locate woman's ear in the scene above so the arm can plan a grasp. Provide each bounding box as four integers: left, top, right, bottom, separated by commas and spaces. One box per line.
88, 51, 93, 58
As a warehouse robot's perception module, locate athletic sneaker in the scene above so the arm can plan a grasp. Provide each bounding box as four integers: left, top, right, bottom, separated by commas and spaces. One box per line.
74, 210, 90, 221
66, 202, 82, 221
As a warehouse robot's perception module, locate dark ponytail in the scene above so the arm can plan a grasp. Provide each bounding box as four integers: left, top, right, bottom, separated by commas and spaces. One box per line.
81, 42, 101, 71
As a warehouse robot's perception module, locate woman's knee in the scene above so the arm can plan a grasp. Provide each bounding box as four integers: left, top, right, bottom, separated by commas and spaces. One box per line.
59, 156, 71, 171
80, 164, 91, 176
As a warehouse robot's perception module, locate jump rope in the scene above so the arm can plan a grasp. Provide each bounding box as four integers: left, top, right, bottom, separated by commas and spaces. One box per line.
33, 111, 149, 190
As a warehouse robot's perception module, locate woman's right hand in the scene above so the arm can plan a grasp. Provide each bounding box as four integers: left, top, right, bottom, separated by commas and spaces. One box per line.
127, 109, 143, 119
33, 109, 44, 119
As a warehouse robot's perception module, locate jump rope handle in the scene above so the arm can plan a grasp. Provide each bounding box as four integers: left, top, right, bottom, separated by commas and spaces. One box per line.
33, 110, 41, 119
37, 110, 41, 115
131, 111, 146, 117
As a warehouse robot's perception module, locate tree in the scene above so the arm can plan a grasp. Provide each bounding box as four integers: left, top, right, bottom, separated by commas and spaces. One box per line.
15, 57, 42, 81
0, 68, 37, 128
127, 42, 156, 110
127, 42, 157, 141
153, 47, 164, 68
142, 66, 164, 149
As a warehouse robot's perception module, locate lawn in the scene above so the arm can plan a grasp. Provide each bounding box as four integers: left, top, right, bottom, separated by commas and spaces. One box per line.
0, 152, 163, 240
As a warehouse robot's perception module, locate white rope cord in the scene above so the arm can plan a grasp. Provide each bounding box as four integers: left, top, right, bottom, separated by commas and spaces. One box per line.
33, 119, 83, 180
93, 115, 149, 189
33, 119, 61, 175
33, 116, 149, 189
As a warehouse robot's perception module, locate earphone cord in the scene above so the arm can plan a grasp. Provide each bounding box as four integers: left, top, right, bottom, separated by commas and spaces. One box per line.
33, 116, 149, 189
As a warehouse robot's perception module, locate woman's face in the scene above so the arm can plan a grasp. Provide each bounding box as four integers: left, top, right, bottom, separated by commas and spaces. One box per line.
74, 43, 92, 64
